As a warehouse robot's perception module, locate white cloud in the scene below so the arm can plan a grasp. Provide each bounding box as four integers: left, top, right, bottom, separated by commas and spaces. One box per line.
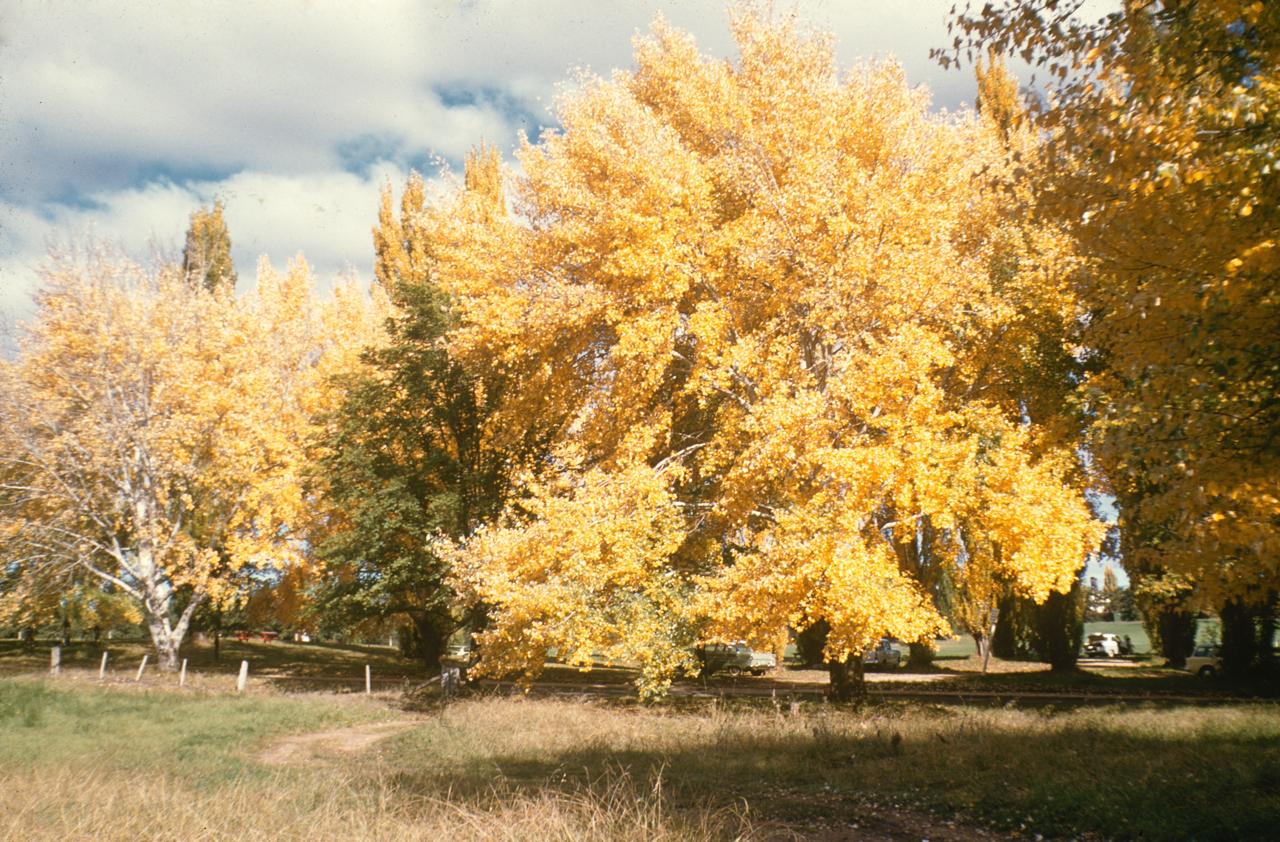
3, 1, 977, 196
0, 165, 423, 319
0, 1, 521, 199
1, 0, 991, 320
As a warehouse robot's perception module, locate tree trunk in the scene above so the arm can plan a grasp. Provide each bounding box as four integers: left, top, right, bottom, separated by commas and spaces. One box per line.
907, 640, 935, 669
1221, 598, 1259, 676
1157, 608, 1197, 668
826, 654, 866, 703
146, 616, 182, 671
1259, 592, 1277, 670
1035, 580, 1084, 673
141, 588, 203, 672
773, 628, 789, 677
974, 633, 993, 673
991, 593, 1021, 658
978, 602, 999, 673
213, 603, 222, 662
414, 614, 447, 669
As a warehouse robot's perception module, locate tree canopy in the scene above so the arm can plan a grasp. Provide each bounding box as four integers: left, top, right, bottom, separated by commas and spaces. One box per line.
0, 247, 372, 668
182, 200, 237, 294
945, 2, 1279, 642
432, 12, 1102, 696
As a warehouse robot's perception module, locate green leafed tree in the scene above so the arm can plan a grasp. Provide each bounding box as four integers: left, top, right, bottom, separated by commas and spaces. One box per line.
310, 154, 540, 666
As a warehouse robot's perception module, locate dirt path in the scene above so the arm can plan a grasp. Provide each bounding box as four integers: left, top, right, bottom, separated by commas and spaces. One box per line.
258, 720, 420, 766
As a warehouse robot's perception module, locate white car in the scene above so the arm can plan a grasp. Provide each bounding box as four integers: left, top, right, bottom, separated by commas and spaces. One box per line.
699, 643, 777, 675
1184, 644, 1222, 677
1084, 633, 1121, 658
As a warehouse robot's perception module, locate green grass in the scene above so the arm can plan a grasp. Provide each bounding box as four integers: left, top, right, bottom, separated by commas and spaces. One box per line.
0, 679, 762, 841
934, 635, 977, 658
1085, 619, 1152, 653
0, 678, 389, 783
3, 677, 1278, 840
935, 622, 1152, 660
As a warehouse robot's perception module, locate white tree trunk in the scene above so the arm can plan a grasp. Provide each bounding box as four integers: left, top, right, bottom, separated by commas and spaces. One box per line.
132, 543, 204, 672
146, 615, 181, 672
140, 585, 203, 672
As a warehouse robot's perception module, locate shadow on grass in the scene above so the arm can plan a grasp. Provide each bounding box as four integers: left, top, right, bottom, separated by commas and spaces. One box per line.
380, 697, 1280, 842
921, 662, 1280, 698
520, 658, 1280, 702
9, 638, 1275, 703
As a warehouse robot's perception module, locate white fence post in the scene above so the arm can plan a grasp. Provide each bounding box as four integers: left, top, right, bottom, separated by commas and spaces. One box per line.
236, 660, 249, 693
365, 664, 372, 695
441, 664, 460, 699
135, 655, 148, 682
179, 658, 188, 687
50, 646, 61, 676
99, 651, 109, 679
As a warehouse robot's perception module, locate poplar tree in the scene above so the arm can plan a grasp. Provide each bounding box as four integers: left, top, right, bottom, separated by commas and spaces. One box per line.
309, 151, 537, 666
182, 199, 237, 293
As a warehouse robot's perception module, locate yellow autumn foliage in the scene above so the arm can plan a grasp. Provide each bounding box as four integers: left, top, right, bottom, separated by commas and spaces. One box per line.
0, 247, 379, 667
948, 1, 1280, 607
426, 11, 1103, 694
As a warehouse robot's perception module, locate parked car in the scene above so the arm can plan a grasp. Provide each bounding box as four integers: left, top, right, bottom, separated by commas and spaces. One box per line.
1084, 632, 1121, 658
863, 638, 904, 669
698, 642, 777, 676
1184, 644, 1222, 677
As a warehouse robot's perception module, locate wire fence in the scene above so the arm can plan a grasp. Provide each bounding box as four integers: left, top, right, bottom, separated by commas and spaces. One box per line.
10, 644, 1277, 707
12, 644, 445, 696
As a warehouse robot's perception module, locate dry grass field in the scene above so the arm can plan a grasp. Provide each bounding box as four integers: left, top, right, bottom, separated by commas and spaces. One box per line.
3, 668, 1279, 841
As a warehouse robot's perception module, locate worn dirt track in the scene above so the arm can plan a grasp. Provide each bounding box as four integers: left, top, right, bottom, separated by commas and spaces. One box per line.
258, 720, 419, 766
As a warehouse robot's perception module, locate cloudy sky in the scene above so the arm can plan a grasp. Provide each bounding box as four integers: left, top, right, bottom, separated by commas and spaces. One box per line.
1, 0, 994, 321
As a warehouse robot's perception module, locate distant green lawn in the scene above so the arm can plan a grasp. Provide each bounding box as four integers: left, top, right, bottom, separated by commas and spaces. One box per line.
936, 620, 1153, 660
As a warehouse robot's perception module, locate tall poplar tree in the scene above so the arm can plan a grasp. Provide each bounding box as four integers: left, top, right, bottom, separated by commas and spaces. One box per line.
182, 200, 237, 293
310, 151, 539, 666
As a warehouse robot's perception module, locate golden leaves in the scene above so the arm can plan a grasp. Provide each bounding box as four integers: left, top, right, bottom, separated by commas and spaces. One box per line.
951, 0, 1280, 607
426, 8, 1103, 691
444, 459, 695, 697
2, 249, 376, 611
